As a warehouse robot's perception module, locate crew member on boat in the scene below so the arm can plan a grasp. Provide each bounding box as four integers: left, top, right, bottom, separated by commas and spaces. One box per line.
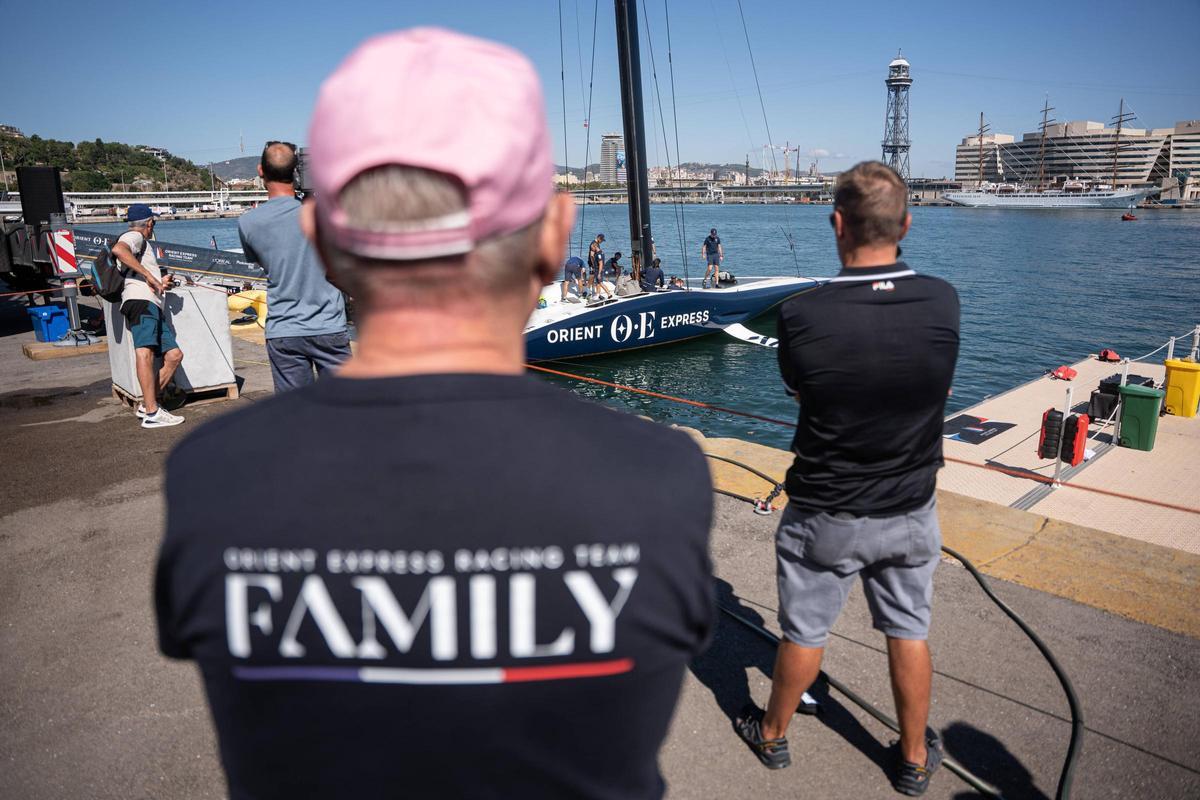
640, 256, 665, 292
701, 228, 723, 288
560, 254, 585, 302
603, 251, 623, 283
587, 233, 611, 299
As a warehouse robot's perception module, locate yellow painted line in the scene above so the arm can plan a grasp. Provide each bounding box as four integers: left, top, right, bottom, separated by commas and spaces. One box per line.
689, 428, 1200, 639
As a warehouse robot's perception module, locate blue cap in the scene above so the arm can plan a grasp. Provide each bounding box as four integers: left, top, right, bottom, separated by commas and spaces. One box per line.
126, 203, 157, 222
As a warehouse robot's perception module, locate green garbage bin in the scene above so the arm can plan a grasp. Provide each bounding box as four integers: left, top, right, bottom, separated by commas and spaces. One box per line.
1117, 384, 1164, 451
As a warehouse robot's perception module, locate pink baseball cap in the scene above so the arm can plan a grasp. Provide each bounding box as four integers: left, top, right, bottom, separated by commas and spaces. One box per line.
308, 27, 554, 260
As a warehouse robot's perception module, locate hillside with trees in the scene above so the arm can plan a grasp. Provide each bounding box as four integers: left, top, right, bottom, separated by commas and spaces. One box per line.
0, 134, 213, 192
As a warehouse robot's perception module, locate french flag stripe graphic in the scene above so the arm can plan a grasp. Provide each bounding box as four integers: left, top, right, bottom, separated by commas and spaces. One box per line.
233, 658, 634, 685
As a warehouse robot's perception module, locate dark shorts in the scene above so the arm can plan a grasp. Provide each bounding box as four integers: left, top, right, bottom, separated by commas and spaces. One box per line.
126, 303, 179, 354
266, 331, 352, 393
564, 262, 583, 280
706, 253, 721, 266
775, 494, 941, 647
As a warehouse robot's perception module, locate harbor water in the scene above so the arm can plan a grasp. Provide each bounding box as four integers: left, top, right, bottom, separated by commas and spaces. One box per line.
91, 205, 1200, 449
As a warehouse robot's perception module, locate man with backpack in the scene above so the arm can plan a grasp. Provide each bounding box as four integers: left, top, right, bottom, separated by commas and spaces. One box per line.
110, 204, 185, 428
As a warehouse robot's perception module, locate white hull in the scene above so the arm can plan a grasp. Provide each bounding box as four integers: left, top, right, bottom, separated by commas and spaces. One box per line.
944, 188, 1153, 209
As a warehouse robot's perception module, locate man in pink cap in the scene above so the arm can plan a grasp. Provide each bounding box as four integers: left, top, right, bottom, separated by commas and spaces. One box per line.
155, 28, 714, 800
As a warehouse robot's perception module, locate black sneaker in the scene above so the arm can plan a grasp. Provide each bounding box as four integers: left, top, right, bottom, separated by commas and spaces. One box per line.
734, 704, 791, 769
893, 732, 944, 796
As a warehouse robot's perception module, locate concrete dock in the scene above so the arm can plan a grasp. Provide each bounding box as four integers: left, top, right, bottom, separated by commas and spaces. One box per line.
938, 353, 1199, 554
2, 293, 1198, 799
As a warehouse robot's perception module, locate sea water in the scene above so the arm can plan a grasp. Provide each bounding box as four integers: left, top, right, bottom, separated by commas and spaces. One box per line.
93, 206, 1200, 448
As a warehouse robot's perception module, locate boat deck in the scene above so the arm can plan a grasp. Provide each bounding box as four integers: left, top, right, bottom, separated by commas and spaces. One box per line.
939, 354, 1199, 554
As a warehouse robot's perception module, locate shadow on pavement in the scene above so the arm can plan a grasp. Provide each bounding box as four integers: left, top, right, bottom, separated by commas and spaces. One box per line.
946, 721, 1049, 800
689, 578, 893, 779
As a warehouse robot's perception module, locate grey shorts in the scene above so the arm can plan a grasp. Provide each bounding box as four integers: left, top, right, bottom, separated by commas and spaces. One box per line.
775, 494, 941, 647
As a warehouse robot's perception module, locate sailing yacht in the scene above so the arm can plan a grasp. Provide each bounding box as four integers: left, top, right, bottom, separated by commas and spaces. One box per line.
523, 0, 816, 360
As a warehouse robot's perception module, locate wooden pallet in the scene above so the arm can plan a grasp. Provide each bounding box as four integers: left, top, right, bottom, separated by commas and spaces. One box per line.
22, 339, 108, 361
111, 381, 239, 412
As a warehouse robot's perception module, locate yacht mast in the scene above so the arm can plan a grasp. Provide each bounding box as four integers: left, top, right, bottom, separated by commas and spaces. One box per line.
1110, 98, 1133, 190
976, 112, 989, 188
614, 0, 653, 276
1036, 98, 1055, 191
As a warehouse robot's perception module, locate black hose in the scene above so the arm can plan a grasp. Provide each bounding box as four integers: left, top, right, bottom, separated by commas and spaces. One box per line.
711, 489, 1085, 799
716, 603, 1006, 798
703, 452, 781, 488
940, 545, 1084, 800
712, 487, 761, 506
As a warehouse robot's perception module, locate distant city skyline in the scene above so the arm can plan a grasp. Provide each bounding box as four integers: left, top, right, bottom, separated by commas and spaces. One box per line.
2, 0, 1197, 179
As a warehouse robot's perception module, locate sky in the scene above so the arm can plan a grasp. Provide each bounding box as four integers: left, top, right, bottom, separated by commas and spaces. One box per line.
2, 0, 1198, 178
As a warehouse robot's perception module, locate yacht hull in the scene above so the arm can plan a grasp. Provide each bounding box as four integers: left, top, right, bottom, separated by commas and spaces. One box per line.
943, 188, 1153, 209
524, 277, 817, 361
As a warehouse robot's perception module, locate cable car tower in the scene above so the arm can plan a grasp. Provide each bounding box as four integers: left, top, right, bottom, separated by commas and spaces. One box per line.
881, 50, 912, 182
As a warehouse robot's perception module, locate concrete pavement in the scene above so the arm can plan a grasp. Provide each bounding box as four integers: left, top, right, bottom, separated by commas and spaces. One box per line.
2, 295, 1198, 799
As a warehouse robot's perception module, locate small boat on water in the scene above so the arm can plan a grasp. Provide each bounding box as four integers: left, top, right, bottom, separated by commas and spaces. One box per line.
1122, 211, 1138, 221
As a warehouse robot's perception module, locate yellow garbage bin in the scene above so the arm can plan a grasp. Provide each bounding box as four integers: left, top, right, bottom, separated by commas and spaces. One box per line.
1163, 359, 1200, 417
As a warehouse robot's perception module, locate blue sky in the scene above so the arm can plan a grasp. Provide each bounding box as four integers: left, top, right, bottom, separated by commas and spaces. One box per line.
3, 0, 1198, 177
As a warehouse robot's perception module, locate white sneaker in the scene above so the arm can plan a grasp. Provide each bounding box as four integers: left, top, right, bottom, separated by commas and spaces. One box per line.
142, 408, 185, 428
136, 403, 148, 419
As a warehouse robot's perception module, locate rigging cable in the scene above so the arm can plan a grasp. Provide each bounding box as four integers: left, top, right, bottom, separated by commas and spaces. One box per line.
557, 0, 571, 237
524, 362, 1200, 516
735, 0, 778, 175
662, 0, 690, 287
709, 0, 759, 167
577, 0, 601, 258
638, 0, 688, 286
733, 0, 803, 277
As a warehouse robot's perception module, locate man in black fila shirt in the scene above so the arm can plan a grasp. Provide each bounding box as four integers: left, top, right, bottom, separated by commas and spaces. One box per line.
735, 162, 959, 797
155, 29, 713, 800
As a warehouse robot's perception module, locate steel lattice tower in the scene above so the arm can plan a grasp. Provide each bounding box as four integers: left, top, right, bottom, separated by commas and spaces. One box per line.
881, 50, 912, 182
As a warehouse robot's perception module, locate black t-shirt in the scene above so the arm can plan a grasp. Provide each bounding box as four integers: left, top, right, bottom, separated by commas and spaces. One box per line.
776, 262, 959, 515
703, 235, 720, 255
640, 265, 664, 291
604, 256, 621, 278
155, 373, 713, 800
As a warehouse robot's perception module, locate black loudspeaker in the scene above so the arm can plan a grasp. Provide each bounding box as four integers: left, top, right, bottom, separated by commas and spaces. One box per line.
16, 167, 65, 226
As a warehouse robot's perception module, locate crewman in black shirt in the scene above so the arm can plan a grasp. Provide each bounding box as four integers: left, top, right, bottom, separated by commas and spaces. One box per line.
640, 257, 665, 292
735, 161, 959, 797
155, 29, 713, 800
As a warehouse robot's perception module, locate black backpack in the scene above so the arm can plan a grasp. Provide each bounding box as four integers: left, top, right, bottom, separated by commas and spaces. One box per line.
91, 242, 125, 303
92, 235, 142, 303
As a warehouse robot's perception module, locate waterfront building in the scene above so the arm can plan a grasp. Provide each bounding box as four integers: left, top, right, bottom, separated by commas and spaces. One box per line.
954, 133, 1015, 186
0, 124, 24, 139
953, 118, 1200, 200
599, 133, 626, 184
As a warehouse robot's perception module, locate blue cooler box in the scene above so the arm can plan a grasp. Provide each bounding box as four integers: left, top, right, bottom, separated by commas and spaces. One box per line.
28, 304, 70, 342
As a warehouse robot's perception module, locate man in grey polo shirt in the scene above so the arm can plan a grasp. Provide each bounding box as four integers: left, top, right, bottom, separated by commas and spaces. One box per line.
735, 162, 959, 797
239, 141, 350, 392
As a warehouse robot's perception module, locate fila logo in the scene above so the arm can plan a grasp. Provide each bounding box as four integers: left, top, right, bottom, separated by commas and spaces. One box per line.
872, 280, 895, 292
